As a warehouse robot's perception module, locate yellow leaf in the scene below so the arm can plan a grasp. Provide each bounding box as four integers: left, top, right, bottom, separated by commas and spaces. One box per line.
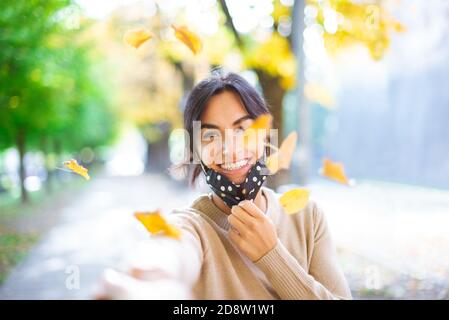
243, 114, 272, 150
246, 114, 273, 132
319, 158, 350, 185
134, 211, 181, 240
266, 131, 297, 173
124, 29, 153, 49
171, 24, 202, 55
63, 159, 90, 180
279, 188, 310, 214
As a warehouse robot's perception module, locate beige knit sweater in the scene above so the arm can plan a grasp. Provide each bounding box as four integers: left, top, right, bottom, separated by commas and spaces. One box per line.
158, 186, 352, 300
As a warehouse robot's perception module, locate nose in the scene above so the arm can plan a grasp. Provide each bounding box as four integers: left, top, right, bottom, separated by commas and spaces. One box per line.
222, 130, 244, 163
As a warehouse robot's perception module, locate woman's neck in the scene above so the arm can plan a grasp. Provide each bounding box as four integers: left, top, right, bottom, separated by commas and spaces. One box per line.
211, 189, 267, 215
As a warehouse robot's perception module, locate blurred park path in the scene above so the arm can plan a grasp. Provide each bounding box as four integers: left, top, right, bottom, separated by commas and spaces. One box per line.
303, 180, 449, 298
0, 172, 200, 299
1, 173, 448, 299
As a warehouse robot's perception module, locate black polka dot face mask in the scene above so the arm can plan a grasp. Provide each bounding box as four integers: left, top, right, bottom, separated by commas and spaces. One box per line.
200, 159, 269, 208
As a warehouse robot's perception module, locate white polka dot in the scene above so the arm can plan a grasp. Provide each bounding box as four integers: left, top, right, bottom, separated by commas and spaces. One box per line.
221, 193, 225, 197
228, 186, 232, 191
253, 177, 257, 182
250, 189, 255, 194
220, 186, 225, 191
263, 176, 267, 180
256, 166, 261, 171
217, 175, 221, 181
257, 181, 261, 186
235, 197, 240, 200
245, 178, 248, 182
235, 184, 240, 187
206, 176, 210, 181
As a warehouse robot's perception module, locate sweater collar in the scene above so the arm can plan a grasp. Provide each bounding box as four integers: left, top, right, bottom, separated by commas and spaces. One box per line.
193, 187, 279, 231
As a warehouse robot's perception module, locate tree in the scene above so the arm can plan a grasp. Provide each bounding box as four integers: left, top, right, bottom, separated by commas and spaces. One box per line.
218, 0, 403, 185
0, 1, 118, 202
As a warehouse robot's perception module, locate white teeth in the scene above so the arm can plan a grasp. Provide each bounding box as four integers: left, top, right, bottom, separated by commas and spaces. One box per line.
220, 159, 248, 171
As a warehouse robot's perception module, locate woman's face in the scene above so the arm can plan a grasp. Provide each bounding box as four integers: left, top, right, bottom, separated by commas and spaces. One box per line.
198, 90, 264, 184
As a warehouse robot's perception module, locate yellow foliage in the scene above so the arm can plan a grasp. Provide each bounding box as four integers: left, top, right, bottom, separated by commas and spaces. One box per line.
244, 34, 296, 90
310, 0, 405, 60
202, 28, 236, 66
304, 83, 336, 109
272, 0, 291, 23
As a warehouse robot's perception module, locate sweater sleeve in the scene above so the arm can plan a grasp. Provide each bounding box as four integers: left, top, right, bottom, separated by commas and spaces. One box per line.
129, 210, 206, 288
253, 203, 352, 300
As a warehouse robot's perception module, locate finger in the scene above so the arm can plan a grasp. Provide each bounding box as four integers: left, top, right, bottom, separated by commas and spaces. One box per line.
228, 226, 243, 245
98, 268, 133, 299
129, 267, 172, 281
231, 205, 257, 226
238, 200, 265, 219
227, 213, 247, 236
93, 291, 110, 300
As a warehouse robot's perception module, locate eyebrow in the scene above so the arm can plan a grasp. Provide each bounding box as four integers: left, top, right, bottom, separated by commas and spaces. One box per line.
201, 115, 252, 129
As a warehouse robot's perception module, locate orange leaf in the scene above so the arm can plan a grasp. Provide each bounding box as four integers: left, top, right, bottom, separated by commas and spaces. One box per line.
171, 24, 202, 55
279, 188, 310, 214
124, 28, 153, 49
134, 211, 181, 240
63, 159, 90, 180
319, 158, 350, 185
246, 114, 272, 132
243, 114, 272, 151
266, 131, 297, 173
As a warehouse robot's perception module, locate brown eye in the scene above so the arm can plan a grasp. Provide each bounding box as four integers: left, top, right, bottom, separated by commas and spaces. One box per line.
202, 130, 220, 141
235, 127, 244, 135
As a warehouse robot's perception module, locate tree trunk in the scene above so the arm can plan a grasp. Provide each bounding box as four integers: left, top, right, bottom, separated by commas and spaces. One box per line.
144, 123, 171, 174
16, 129, 28, 203
41, 135, 54, 194
256, 71, 285, 140
292, 0, 310, 185
255, 71, 292, 189
145, 137, 170, 174
53, 139, 62, 183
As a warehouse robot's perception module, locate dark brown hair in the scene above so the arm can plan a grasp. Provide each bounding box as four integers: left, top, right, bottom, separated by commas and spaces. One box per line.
183, 70, 271, 185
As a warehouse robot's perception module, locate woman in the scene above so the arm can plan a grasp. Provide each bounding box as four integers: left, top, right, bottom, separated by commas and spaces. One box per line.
96, 71, 352, 300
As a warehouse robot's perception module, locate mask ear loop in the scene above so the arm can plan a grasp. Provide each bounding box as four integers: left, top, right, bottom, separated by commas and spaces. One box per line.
199, 160, 207, 172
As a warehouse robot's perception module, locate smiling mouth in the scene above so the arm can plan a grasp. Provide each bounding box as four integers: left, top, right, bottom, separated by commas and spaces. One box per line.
219, 159, 250, 171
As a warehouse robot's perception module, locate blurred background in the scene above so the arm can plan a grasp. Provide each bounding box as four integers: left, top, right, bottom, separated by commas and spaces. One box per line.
1, 0, 448, 299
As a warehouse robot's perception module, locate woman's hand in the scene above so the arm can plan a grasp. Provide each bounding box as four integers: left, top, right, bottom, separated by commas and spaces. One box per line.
92, 268, 192, 300
227, 200, 278, 262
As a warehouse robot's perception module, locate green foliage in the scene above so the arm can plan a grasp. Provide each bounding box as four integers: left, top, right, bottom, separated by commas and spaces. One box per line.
0, 0, 118, 155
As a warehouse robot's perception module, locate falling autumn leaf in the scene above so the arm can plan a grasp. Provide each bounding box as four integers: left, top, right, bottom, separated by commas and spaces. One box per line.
266, 131, 297, 174
63, 159, 90, 180
243, 114, 272, 152
124, 28, 153, 49
134, 211, 181, 240
246, 114, 272, 133
319, 158, 350, 185
279, 188, 310, 214
171, 24, 202, 55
